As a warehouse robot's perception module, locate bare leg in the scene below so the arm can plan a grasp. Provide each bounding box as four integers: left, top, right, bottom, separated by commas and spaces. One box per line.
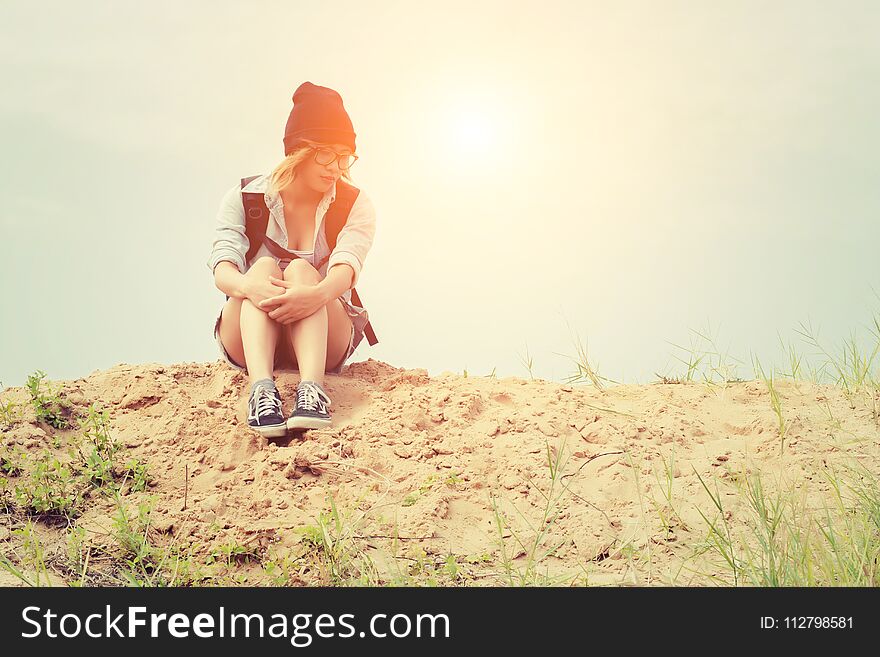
240, 258, 284, 385
284, 260, 328, 387
291, 309, 329, 387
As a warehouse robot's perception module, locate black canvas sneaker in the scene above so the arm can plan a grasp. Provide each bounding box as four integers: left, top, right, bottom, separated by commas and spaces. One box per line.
286, 380, 332, 430
247, 381, 287, 437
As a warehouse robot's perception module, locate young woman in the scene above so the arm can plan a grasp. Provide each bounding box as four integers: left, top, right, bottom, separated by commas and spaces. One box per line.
207, 82, 376, 437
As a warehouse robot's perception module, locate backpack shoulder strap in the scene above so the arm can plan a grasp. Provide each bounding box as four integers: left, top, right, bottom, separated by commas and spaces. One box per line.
241, 176, 269, 267
324, 179, 361, 252
317, 180, 378, 346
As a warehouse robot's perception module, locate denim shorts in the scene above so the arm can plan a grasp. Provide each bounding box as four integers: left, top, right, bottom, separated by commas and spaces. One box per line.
213, 305, 356, 376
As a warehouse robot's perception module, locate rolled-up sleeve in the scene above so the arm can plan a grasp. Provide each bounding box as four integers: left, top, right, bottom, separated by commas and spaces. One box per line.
206, 183, 250, 274
327, 190, 376, 288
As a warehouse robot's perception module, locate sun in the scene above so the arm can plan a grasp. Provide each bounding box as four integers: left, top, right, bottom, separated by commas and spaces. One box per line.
434, 95, 519, 181
410, 79, 525, 180
449, 107, 497, 157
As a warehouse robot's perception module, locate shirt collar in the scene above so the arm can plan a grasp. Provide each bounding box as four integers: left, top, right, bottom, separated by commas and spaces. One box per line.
253, 175, 337, 210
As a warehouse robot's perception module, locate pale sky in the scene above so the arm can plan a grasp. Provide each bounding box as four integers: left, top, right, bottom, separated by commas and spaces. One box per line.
2, 1, 879, 388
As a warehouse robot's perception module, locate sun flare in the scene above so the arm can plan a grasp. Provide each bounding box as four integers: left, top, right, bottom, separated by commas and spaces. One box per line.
449, 107, 496, 156
409, 78, 529, 180
429, 91, 521, 179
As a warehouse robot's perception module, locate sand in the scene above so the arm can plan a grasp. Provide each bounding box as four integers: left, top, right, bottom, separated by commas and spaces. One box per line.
2, 357, 879, 585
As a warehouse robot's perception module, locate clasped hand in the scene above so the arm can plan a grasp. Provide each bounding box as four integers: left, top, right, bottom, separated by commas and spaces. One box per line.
258, 276, 326, 324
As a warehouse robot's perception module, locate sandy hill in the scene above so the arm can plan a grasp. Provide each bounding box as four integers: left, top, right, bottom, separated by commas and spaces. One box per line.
2, 358, 879, 586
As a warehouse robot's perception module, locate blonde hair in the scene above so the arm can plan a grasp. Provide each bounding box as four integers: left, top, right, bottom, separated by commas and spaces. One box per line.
267, 139, 355, 195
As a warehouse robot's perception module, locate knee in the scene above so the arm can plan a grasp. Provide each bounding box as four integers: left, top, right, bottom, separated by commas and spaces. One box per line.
283, 258, 320, 283
222, 295, 243, 317
250, 256, 283, 277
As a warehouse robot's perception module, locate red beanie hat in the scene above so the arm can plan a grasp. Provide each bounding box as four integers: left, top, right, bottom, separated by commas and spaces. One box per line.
283, 82, 357, 156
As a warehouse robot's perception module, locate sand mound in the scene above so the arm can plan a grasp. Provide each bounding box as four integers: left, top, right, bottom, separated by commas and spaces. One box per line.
3, 358, 879, 585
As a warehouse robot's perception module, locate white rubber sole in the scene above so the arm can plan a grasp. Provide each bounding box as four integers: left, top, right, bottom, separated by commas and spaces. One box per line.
287, 415, 332, 431
249, 423, 289, 438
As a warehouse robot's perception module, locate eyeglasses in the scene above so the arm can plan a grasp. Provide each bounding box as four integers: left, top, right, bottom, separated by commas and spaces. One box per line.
312, 147, 359, 170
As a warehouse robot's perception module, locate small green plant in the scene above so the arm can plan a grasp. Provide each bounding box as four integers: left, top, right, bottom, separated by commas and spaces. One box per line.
76, 404, 121, 487
691, 462, 880, 587
72, 403, 151, 494
625, 450, 657, 584
260, 545, 301, 586
0, 546, 38, 586
66, 526, 92, 587
794, 319, 879, 413
113, 497, 160, 567
297, 492, 378, 585
0, 388, 22, 428
491, 438, 574, 586
693, 468, 740, 585
122, 458, 151, 493
25, 370, 74, 429
753, 355, 787, 452
518, 342, 535, 380
0, 476, 12, 514
111, 495, 206, 586
208, 540, 261, 568
401, 474, 444, 508
443, 554, 460, 579
0, 521, 52, 586
0, 446, 25, 477
554, 323, 617, 388
648, 446, 688, 540
665, 334, 705, 383
664, 321, 744, 387
654, 373, 685, 384
14, 451, 83, 517
384, 543, 471, 587
777, 332, 805, 381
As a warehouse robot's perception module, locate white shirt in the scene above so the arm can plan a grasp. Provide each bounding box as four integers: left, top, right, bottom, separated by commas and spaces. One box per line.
207, 174, 376, 289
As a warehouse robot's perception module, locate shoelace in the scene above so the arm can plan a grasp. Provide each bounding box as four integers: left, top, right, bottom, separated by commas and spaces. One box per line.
250, 384, 281, 420
296, 382, 332, 413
